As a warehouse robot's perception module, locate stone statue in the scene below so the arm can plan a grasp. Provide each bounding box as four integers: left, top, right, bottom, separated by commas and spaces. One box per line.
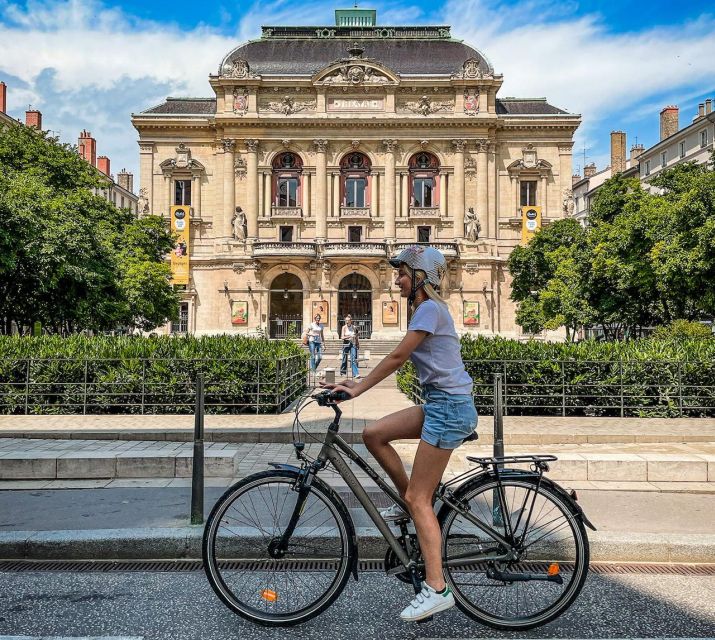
562, 188, 575, 216
232, 206, 247, 241
465, 207, 481, 242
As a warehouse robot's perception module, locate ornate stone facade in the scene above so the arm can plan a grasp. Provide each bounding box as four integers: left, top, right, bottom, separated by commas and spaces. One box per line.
132, 18, 579, 339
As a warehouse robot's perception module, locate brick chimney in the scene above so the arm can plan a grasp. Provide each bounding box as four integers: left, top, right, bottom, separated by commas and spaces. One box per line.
660, 106, 679, 140
630, 144, 645, 167
25, 109, 42, 129
706, 99, 713, 115
117, 169, 134, 193
0, 82, 6, 113
97, 156, 110, 176
78, 130, 97, 166
572, 173, 581, 186
583, 163, 597, 178
610, 131, 626, 175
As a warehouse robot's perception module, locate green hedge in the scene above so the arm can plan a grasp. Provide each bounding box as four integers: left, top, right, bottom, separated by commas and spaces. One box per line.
0, 335, 307, 415
397, 336, 715, 417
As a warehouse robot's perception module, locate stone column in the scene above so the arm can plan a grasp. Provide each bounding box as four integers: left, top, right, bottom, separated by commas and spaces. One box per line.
475, 139, 489, 238
332, 173, 340, 217
540, 174, 548, 215
314, 139, 328, 240
512, 176, 519, 215
487, 143, 496, 239
257, 171, 264, 218
370, 172, 379, 216
439, 173, 447, 216
400, 172, 409, 217
263, 172, 272, 217
245, 139, 259, 239
304, 172, 311, 217
165, 173, 173, 215
451, 139, 466, 239
382, 139, 396, 240
138, 142, 154, 216
559, 143, 573, 217
222, 139, 235, 238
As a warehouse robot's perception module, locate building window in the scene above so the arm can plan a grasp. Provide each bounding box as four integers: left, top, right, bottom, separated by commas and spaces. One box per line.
348, 226, 362, 243
171, 302, 189, 334
680, 141, 686, 158
174, 180, 191, 205
120, 196, 125, 209
520, 180, 537, 206
409, 152, 439, 208
279, 226, 293, 242
277, 178, 299, 206
645, 160, 650, 176
272, 152, 303, 208
701, 130, 709, 148
661, 151, 667, 167
417, 226, 431, 243
340, 152, 371, 208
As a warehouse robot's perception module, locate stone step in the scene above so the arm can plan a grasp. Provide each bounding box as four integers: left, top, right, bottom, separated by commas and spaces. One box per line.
0, 440, 240, 480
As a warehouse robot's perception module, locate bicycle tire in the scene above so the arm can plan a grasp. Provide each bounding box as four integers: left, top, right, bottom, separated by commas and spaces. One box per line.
439, 475, 589, 630
203, 469, 356, 626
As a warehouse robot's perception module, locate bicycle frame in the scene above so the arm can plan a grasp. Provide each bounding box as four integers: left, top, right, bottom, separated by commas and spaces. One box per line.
293, 409, 521, 573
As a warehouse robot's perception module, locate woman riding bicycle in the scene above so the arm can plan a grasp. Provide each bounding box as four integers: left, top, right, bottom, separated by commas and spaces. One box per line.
321, 245, 477, 622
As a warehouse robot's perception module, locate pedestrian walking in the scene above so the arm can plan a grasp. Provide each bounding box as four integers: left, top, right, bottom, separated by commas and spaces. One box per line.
321, 245, 477, 622
306, 313, 325, 373
340, 314, 360, 378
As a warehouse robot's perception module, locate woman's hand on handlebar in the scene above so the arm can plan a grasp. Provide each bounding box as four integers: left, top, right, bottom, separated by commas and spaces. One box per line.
318, 380, 357, 402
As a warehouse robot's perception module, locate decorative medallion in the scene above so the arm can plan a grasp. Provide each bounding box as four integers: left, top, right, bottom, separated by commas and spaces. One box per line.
321, 64, 391, 85
402, 95, 454, 116
221, 58, 256, 79
233, 88, 248, 115
464, 89, 479, 116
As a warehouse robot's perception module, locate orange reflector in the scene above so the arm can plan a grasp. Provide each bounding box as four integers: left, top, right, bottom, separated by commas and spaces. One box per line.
261, 589, 278, 603
547, 563, 560, 576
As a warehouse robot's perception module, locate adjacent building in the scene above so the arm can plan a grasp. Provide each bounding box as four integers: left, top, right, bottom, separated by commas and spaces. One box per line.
131, 9, 580, 339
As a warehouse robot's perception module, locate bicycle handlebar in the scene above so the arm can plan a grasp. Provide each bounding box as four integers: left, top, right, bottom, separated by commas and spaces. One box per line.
314, 389, 351, 405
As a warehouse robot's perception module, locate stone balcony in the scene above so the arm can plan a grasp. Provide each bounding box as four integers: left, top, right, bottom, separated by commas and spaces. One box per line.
252, 241, 317, 257
392, 241, 459, 258
322, 241, 387, 258
339, 206, 371, 220
408, 206, 441, 220
270, 206, 303, 219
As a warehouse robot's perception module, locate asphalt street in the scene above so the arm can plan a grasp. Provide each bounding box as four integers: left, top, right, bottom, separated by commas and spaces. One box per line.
0, 570, 713, 639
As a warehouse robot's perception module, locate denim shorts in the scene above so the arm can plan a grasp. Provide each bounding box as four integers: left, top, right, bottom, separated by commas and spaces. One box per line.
420, 384, 478, 450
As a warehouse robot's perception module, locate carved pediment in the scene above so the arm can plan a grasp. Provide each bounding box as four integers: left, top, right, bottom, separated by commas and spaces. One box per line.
220, 57, 259, 80
160, 143, 205, 176
314, 60, 399, 87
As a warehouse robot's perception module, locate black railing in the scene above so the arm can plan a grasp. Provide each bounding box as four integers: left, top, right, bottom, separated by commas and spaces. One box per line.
269, 317, 303, 339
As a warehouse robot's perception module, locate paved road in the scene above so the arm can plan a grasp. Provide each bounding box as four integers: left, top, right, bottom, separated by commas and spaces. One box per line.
0, 570, 713, 639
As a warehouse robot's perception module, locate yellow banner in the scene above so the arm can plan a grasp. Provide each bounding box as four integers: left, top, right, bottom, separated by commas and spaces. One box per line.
170, 205, 190, 285
521, 206, 542, 244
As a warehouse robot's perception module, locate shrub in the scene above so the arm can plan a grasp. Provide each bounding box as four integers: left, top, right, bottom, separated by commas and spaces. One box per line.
651, 320, 713, 342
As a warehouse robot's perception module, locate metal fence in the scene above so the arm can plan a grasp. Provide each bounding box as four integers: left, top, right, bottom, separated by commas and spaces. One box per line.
0, 355, 308, 415
401, 359, 715, 417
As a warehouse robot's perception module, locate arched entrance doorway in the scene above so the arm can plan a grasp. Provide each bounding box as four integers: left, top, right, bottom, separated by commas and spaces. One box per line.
338, 273, 372, 338
269, 273, 303, 338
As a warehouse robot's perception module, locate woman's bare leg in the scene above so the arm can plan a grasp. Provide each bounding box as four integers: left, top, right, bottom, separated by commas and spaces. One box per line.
362, 405, 423, 498
404, 441, 453, 591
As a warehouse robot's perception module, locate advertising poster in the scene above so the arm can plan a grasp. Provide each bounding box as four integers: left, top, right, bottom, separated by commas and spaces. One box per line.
463, 301, 480, 326
521, 205, 542, 245
312, 300, 329, 321
231, 300, 249, 325
382, 300, 399, 325
170, 205, 190, 285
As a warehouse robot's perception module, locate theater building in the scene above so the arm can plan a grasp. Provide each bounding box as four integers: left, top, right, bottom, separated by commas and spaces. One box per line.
131, 9, 580, 339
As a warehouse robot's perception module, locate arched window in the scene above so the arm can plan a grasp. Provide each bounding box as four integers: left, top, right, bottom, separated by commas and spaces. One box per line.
409, 152, 440, 208
272, 152, 303, 208
340, 152, 371, 209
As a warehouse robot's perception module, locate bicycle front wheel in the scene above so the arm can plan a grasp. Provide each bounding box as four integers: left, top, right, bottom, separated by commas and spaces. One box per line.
203, 470, 355, 626
440, 476, 589, 630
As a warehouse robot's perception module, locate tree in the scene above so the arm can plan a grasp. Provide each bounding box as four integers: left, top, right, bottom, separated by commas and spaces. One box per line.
0, 123, 179, 334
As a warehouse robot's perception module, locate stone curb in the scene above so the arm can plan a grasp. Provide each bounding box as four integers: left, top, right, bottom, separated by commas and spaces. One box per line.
1, 527, 713, 564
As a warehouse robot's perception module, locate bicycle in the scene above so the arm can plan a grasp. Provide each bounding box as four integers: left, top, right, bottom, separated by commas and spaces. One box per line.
203, 388, 596, 629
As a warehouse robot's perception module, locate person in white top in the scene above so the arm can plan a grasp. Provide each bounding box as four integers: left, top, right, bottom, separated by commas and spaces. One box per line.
339, 315, 360, 378
307, 314, 325, 372
321, 246, 476, 622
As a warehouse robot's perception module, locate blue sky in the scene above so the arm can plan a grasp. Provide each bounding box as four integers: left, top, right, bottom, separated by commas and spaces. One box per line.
1, 0, 714, 182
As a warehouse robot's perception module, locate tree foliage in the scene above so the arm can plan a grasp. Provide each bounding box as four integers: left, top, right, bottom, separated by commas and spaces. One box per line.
509, 154, 715, 339
0, 123, 179, 334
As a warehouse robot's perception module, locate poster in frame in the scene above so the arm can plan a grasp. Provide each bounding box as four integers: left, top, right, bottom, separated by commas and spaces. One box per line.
463, 301, 480, 326
231, 300, 249, 325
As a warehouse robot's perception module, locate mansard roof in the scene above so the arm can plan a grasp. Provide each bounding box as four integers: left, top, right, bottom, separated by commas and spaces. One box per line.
140, 97, 568, 116
219, 26, 494, 77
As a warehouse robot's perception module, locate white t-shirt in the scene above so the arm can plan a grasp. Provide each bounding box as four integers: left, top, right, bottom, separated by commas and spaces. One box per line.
308, 322, 323, 343
408, 299, 473, 395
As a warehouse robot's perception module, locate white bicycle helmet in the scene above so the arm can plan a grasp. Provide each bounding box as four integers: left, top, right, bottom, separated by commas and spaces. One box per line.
389, 245, 447, 288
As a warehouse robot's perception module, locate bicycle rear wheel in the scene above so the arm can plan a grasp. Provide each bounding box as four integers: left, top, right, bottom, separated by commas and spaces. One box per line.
440, 476, 589, 630
203, 470, 355, 626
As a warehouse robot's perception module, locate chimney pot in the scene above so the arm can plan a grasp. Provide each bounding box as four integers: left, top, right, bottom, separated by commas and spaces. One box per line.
610, 131, 627, 174
584, 163, 597, 178
698, 103, 705, 118
97, 156, 111, 176
572, 173, 581, 186
117, 169, 134, 193
630, 144, 645, 167
0, 82, 6, 114
78, 130, 97, 166
706, 99, 713, 115
659, 106, 679, 141
25, 109, 42, 129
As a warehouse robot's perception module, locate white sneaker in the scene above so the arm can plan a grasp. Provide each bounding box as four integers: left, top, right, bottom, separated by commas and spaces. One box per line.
400, 582, 455, 622
380, 503, 409, 521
